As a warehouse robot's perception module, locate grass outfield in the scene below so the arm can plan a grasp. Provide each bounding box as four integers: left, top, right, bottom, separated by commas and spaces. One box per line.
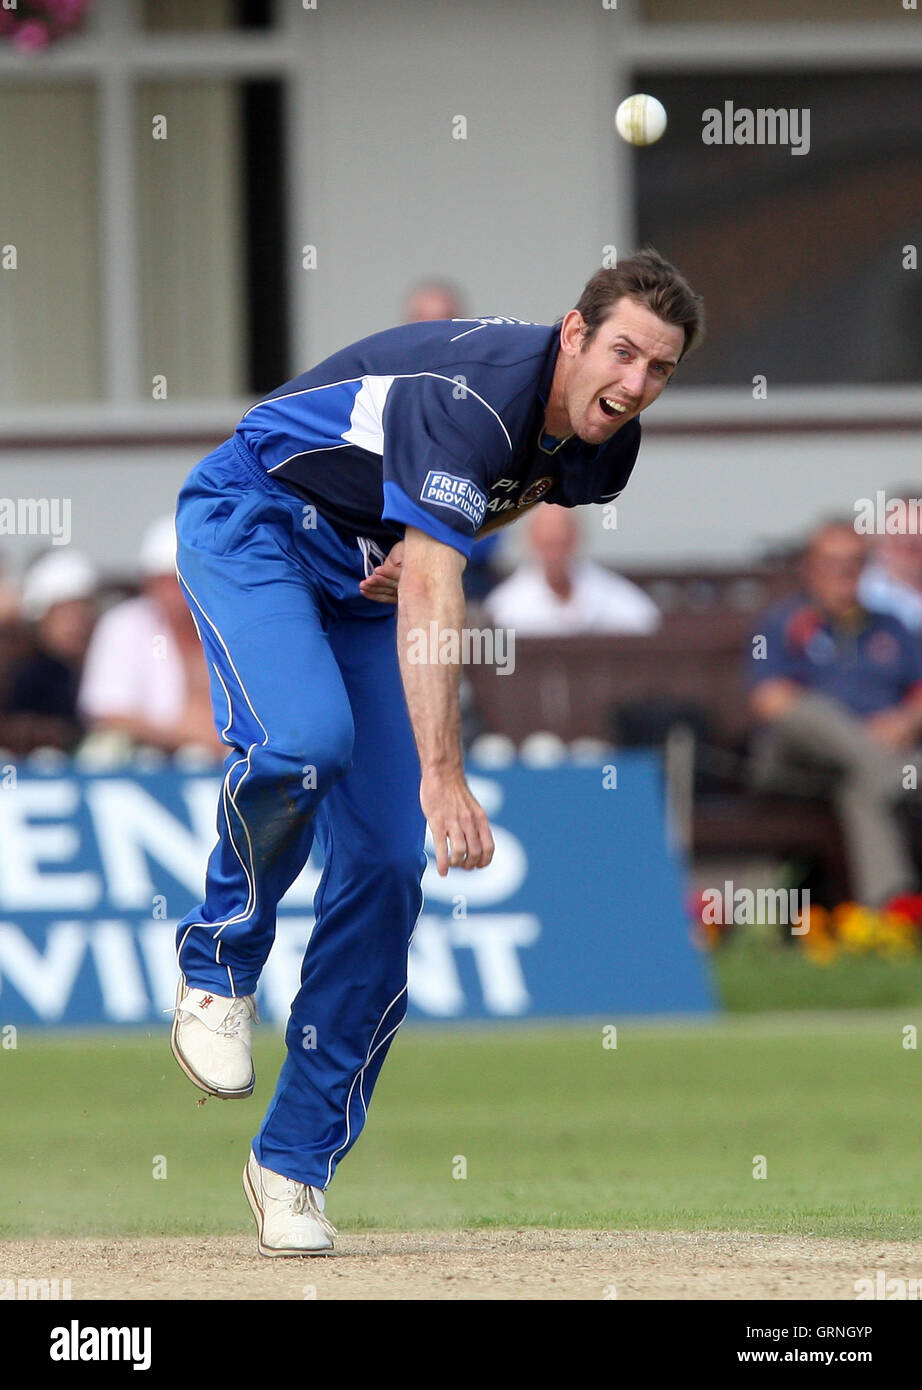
1, 1016, 921, 1242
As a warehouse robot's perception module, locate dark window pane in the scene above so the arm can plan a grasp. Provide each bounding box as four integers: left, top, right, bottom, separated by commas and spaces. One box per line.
632, 70, 922, 385
242, 81, 290, 392
141, 0, 273, 31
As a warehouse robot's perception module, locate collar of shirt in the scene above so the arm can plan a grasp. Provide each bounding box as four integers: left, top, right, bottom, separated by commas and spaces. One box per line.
827, 603, 872, 636
796, 601, 874, 642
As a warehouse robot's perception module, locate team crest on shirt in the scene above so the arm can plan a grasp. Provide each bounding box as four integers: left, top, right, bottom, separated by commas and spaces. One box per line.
518, 477, 554, 508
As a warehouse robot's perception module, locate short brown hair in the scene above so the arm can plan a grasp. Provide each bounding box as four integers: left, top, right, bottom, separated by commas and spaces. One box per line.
572, 248, 705, 361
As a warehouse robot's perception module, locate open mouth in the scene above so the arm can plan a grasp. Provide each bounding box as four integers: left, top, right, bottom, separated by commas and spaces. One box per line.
599, 395, 629, 420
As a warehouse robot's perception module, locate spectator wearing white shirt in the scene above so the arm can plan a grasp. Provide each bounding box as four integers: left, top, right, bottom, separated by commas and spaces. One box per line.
483, 503, 661, 636
78, 515, 223, 758
859, 498, 922, 633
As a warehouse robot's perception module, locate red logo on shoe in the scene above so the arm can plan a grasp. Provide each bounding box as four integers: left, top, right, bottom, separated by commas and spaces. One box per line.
199, 995, 214, 1009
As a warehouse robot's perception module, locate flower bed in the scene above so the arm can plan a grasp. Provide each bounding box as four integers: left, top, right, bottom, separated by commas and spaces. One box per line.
692, 890, 922, 961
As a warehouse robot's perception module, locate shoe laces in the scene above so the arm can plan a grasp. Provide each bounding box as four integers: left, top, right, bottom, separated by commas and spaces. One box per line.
283, 1179, 337, 1238
217, 996, 258, 1038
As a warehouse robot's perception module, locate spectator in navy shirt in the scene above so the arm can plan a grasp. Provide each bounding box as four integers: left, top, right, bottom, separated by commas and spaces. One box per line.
748, 520, 922, 906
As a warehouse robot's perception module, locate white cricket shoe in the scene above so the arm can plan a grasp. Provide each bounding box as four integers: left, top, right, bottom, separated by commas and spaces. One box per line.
170, 980, 257, 1098
243, 1150, 336, 1257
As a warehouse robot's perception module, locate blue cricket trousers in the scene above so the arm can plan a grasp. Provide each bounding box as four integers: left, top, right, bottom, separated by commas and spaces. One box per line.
173, 438, 426, 1190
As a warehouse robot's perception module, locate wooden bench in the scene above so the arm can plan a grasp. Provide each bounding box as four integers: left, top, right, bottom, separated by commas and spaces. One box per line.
463, 586, 857, 898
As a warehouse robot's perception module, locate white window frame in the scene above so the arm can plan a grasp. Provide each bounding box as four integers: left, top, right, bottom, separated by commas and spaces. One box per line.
0, 0, 920, 437
0, 0, 309, 436
610, 0, 922, 429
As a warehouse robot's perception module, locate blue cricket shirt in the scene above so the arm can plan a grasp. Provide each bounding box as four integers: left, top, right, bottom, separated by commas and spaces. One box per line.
232, 317, 641, 557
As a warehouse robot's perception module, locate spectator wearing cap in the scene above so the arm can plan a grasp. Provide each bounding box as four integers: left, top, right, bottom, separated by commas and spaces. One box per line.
748, 520, 922, 907
0, 549, 98, 753
484, 503, 661, 636
78, 516, 223, 759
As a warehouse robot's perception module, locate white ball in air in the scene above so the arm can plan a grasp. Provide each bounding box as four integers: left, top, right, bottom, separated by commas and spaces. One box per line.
615, 93, 667, 146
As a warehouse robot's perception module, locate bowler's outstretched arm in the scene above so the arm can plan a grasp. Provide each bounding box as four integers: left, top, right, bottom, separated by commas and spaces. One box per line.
396, 525, 495, 877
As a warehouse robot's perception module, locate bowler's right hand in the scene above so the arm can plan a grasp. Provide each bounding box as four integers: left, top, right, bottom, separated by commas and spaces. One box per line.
420, 767, 494, 876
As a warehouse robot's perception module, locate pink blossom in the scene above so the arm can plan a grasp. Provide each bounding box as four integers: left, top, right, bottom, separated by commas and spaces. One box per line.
1, 0, 91, 51
13, 21, 52, 51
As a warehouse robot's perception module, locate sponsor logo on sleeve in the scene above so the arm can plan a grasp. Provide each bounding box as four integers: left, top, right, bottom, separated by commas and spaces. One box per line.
420, 471, 487, 529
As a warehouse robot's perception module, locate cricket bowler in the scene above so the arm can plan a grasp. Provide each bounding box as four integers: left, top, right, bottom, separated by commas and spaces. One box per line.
169, 248, 704, 1255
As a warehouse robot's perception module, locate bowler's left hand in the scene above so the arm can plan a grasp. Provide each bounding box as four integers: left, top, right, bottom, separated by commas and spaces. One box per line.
359, 541, 404, 603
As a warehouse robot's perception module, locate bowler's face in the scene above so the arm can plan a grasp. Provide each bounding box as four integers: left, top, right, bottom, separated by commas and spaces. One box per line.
557, 299, 684, 445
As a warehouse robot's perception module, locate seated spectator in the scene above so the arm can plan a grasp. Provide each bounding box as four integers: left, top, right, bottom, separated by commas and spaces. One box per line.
402, 279, 466, 323
78, 516, 223, 759
748, 519, 922, 907
483, 503, 661, 636
0, 558, 19, 625
859, 494, 922, 632
1, 550, 99, 754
